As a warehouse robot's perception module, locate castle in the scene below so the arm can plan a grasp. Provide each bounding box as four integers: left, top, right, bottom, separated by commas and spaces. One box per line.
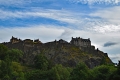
70, 37, 91, 47
10, 36, 91, 48
10, 36, 42, 44
9, 36, 106, 58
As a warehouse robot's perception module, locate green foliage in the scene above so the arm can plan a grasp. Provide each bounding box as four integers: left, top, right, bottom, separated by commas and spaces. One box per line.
6, 49, 23, 62
0, 60, 12, 80
109, 61, 120, 80
26, 70, 49, 80
69, 62, 90, 80
50, 64, 71, 80
91, 65, 117, 80
0, 44, 23, 62
117, 61, 120, 74
34, 53, 49, 70
0, 44, 8, 60
26, 64, 71, 80
0, 60, 26, 80
3, 74, 10, 80
0, 44, 25, 80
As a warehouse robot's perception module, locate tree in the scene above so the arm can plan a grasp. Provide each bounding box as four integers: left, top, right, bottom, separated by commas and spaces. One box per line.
0, 44, 24, 80
50, 64, 71, 80
117, 61, 120, 74
0, 44, 8, 60
11, 62, 25, 80
6, 49, 23, 62
91, 65, 116, 80
26, 70, 49, 80
109, 61, 120, 80
69, 62, 90, 80
34, 53, 49, 70
0, 60, 12, 80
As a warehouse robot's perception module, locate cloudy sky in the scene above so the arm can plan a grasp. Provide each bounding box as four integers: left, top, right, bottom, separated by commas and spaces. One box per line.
0, 0, 120, 63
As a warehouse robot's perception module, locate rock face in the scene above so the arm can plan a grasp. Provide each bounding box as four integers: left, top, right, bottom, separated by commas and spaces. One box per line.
2, 37, 113, 68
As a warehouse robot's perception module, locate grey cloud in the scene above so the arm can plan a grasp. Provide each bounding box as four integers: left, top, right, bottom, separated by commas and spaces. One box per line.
109, 54, 120, 63
59, 29, 74, 41
111, 56, 120, 60
104, 42, 118, 47
89, 6, 120, 24
0, 25, 64, 43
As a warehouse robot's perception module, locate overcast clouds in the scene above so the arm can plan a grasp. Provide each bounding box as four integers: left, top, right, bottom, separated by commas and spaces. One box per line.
0, 0, 120, 63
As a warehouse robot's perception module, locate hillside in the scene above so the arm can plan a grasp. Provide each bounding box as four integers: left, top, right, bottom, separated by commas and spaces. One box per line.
2, 36, 113, 68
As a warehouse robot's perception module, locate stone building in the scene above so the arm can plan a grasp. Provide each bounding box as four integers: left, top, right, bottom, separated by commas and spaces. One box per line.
58, 39, 68, 44
34, 39, 42, 43
23, 39, 33, 43
10, 36, 21, 44
70, 37, 91, 47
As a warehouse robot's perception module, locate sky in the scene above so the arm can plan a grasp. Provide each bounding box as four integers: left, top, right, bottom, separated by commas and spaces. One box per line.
0, 0, 120, 63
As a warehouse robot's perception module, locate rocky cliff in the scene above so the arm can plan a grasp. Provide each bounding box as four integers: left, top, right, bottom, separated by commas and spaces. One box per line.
2, 37, 113, 68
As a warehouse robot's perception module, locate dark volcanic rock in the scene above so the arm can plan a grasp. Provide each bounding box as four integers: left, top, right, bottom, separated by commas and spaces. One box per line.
2, 38, 113, 68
